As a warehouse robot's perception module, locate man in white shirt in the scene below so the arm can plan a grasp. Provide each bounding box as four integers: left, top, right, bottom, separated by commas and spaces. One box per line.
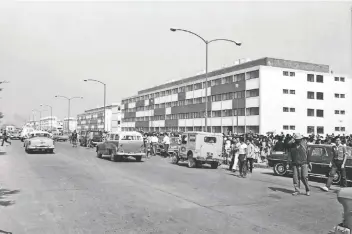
151, 134, 159, 156
238, 138, 248, 178
246, 139, 255, 173
162, 133, 170, 157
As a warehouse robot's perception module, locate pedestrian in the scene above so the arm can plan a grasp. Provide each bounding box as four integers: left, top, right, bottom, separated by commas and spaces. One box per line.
162, 132, 170, 158
238, 138, 248, 178
288, 133, 311, 196
1, 130, 11, 146
151, 134, 158, 156
229, 138, 240, 172
320, 137, 348, 191
246, 139, 255, 173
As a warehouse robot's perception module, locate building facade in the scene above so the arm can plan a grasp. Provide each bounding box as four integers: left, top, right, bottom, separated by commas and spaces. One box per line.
39, 116, 60, 131
77, 103, 122, 133
121, 57, 352, 135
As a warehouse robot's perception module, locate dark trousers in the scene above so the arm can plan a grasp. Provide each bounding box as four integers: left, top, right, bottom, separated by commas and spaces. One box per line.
326, 160, 347, 188
229, 154, 235, 170
164, 144, 170, 157
246, 158, 254, 173
238, 154, 247, 176
1, 137, 10, 146
292, 164, 310, 192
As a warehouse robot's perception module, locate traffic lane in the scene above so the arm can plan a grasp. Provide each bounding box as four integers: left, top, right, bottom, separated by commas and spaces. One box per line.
0, 141, 273, 234
58, 143, 342, 233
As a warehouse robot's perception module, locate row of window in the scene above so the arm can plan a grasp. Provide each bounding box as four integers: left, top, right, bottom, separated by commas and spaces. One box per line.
124, 89, 259, 113
283, 107, 295, 112
335, 127, 346, 131
334, 77, 345, 82
307, 74, 324, 83
282, 91, 346, 100
307, 126, 325, 134
335, 93, 346, 98
307, 91, 324, 100
122, 70, 260, 104
123, 108, 260, 122
283, 89, 295, 94
283, 108, 346, 115
335, 110, 346, 115
307, 109, 324, 117
283, 71, 295, 77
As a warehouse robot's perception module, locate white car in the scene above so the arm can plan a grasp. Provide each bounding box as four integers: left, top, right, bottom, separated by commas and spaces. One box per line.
24, 130, 55, 154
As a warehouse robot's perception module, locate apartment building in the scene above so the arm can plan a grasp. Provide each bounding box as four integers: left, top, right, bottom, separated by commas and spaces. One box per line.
39, 116, 60, 131
121, 57, 352, 135
77, 103, 122, 132
63, 117, 77, 133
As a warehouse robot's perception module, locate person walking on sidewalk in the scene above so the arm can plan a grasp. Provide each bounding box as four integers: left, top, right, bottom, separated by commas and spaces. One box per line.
246, 139, 255, 173
320, 137, 348, 191
238, 138, 248, 178
288, 133, 311, 196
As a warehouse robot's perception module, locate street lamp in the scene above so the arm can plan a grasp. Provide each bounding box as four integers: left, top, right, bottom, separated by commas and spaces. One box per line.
83, 79, 106, 132
40, 104, 53, 132
32, 109, 42, 130
170, 28, 241, 133
55, 95, 83, 134
0, 81, 9, 84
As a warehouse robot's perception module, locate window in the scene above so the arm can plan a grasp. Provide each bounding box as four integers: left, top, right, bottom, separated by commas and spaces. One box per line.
283, 107, 289, 112
290, 126, 295, 130
340, 77, 345, 82
223, 76, 233, 84
212, 94, 222, 102
204, 137, 217, 143
341, 127, 346, 131
283, 71, 289, 76
335, 93, 340, 98
246, 107, 259, 115
335, 110, 340, 114
212, 111, 221, 117
234, 73, 245, 82
341, 110, 345, 115
194, 83, 203, 90
289, 72, 295, 77
194, 97, 202, 104
307, 91, 314, 99
214, 78, 222, 86
178, 86, 185, 93
290, 108, 295, 112
246, 70, 259, 80
316, 75, 323, 83
316, 109, 324, 117
335, 77, 339, 81
283, 89, 289, 94
340, 94, 345, 98
307, 74, 314, 82
290, 90, 295, 94
317, 126, 324, 134
185, 99, 193, 105
335, 127, 340, 131
316, 92, 324, 100
185, 85, 193, 92
307, 126, 315, 134
312, 148, 327, 157
283, 125, 289, 130
307, 109, 315, 116
246, 89, 259, 97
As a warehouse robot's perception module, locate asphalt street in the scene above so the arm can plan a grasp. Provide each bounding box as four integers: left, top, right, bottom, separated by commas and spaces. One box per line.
0, 140, 343, 234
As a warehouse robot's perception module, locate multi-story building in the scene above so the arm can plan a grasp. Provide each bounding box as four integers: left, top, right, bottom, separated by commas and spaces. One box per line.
121, 57, 352, 135
63, 117, 77, 133
77, 103, 122, 133
39, 116, 60, 131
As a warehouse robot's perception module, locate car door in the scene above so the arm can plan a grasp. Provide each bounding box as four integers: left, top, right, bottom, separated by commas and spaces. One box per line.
309, 146, 328, 175
200, 135, 217, 159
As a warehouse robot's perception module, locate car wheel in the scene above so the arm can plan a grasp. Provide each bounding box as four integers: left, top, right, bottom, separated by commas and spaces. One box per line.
273, 163, 287, 176
187, 152, 196, 168
171, 155, 179, 164
211, 162, 219, 169
97, 152, 102, 158
110, 153, 117, 162
135, 156, 142, 162
332, 171, 342, 185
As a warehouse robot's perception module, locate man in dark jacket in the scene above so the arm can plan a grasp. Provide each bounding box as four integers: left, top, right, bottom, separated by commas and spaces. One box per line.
288, 133, 310, 196
273, 137, 285, 151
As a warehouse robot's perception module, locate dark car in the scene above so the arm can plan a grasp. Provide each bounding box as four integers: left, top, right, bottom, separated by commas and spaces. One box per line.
267, 144, 352, 185
79, 131, 103, 147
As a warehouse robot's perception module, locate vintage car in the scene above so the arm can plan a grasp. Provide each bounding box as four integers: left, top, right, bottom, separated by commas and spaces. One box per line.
96, 131, 145, 162
10, 131, 21, 140
172, 131, 223, 169
80, 131, 103, 147
267, 144, 352, 185
23, 130, 55, 154
53, 133, 69, 142
155, 136, 180, 157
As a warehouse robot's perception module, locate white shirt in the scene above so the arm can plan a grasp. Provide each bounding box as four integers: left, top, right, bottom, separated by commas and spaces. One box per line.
151, 136, 158, 143
163, 136, 170, 145
238, 143, 247, 155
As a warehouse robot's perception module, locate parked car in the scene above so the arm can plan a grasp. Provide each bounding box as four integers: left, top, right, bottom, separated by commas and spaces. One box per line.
80, 131, 103, 147
23, 130, 55, 154
10, 132, 21, 140
53, 134, 69, 142
172, 131, 223, 169
267, 144, 352, 185
96, 131, 145, 162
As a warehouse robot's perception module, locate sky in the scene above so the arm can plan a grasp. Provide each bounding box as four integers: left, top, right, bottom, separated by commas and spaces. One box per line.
0, 0, 351, 126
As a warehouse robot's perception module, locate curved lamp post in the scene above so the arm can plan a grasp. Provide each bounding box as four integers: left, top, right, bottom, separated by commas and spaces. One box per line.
55, 95, 83, 133
40, 104, 53, 132
83, 79, 106, 132
170, 28, 241, 133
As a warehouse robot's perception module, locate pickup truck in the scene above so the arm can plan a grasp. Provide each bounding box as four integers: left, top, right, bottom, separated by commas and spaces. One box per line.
267, 144, 352, 185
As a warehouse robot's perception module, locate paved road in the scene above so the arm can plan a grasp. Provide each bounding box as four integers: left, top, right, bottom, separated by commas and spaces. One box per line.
0, 141, 343, 234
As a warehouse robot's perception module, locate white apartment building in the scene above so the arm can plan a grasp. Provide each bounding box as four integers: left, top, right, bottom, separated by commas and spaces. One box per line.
63, 117, 77, 133
39, 116, 60, 131
77, 103, 122, 133
121, 57, 352, 135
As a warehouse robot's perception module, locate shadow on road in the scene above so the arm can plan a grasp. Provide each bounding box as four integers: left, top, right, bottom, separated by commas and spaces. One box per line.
101, 157, 145, 163
268, 186, 294, 194
0, 189, 20, 207
174, 162, 213, 169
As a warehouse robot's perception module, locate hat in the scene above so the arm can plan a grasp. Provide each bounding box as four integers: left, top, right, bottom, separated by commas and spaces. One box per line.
294, 133, 303, 140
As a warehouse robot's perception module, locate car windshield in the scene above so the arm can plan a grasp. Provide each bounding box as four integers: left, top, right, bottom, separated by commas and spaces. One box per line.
31, 133, 50, 138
